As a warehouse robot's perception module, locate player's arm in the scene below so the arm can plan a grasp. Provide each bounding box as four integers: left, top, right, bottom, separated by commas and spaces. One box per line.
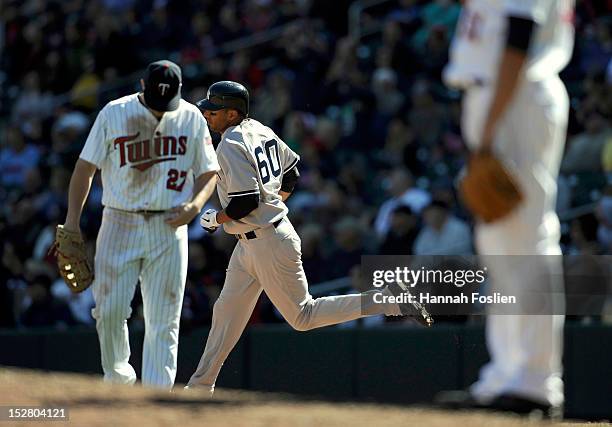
275, 133, 300, 202
215, 193, 259, 224
191, 171, 218, 209
64, 106, 108, 231
480, 15, 536, 150
165, 171, 218, 227
201, 141, 259, 229
64, 159, 97, 232
167, 117, 220, 227
279, 166, 300, 201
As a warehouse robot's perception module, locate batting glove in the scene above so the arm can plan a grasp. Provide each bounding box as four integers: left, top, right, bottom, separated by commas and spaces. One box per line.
200, 208, 220, 232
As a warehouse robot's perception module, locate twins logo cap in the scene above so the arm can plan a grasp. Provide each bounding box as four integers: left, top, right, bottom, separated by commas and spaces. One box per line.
143, 60, 182, 112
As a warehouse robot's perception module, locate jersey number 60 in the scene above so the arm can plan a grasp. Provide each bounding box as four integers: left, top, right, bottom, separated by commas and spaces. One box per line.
255, 139, 281, 184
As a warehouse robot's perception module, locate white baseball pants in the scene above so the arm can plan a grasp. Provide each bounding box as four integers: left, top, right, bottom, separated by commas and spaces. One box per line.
462, 76, 569, 407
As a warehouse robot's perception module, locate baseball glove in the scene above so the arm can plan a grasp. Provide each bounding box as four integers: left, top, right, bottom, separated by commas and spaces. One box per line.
460, 151, 523, 223
49, 225, 94, 293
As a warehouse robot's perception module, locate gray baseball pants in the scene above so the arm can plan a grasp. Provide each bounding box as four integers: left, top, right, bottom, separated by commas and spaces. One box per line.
187, 217, 398, 393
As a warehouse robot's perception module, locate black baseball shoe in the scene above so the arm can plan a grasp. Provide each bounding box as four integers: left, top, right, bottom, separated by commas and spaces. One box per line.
387, 280, 434, 327
434, 389, 562, 420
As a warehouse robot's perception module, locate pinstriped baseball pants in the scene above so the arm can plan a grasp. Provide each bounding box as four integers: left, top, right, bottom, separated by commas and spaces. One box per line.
187, 218, 399, 393
91, 207, 188, 389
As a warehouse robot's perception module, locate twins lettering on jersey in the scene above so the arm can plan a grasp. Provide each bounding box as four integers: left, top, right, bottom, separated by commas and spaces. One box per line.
114, 132, 188, 171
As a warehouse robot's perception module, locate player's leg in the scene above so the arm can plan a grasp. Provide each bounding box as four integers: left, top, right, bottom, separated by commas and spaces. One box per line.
251, 220, 400, 332
139, 218, 188, 389
187, 241, 262, 393
470, 77, 568, 407
91, 208, 142, 385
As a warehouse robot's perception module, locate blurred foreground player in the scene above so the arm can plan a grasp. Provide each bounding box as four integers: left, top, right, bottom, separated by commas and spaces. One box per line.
438, 0, 575, 418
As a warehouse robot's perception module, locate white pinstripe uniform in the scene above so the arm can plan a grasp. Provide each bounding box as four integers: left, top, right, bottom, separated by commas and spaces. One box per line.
80, 93, 219, 389
187, 118, 401, 393
444, 0, 574, 406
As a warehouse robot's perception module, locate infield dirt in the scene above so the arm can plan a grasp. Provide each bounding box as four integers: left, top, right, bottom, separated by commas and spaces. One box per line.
0, 368, 604, 427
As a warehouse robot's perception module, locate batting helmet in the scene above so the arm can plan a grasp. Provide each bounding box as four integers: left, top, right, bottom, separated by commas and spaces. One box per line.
196, 81, 249, 116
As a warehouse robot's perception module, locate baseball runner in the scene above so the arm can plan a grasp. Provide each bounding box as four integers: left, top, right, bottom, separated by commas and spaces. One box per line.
438, 0, 574, 417
185, 81, 432, 394
61, 60, 219, 389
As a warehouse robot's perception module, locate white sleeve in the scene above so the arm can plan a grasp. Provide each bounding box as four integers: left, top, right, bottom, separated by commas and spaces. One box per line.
192, 117, 220, 177
79, 107, 108, 168
504, 0, 549, 23
271, 130, 300, 173
220, 141, 259, 198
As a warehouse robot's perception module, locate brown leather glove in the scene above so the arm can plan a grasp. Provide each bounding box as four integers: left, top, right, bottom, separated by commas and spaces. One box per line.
460, 151, 523, 223
49, 225, 94, 293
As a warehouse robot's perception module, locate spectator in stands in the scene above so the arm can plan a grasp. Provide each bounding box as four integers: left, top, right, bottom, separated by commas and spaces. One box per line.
299, 223, 328, 285
408, 79, 448, 147
328, 216, 366, 280
11, 72, 54, 124
50, 280, 95, 326
374, 167, 431, 237
562, 109, 612, 174
70, 55, 101, 112
371, 68, 405, 116
596, 182, 612, 253
413, 199, 472, 256
379, 205, 420, 255
21, 274, 75, 328
603, 137, 612, 174
0, 126, 41, 188
410, 0, 460, 52
252, 70, 293, 130
578, 21, 612, 76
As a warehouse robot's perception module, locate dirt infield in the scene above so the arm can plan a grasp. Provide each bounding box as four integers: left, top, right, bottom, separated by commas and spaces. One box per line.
0, 368, 604, 427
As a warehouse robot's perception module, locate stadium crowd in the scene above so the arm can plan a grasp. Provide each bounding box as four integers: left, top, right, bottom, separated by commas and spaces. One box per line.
1, 0, 611, 330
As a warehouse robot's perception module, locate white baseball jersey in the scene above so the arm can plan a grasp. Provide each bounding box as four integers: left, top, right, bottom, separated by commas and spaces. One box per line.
80, 93, 219, 210
443, 0, 575, 88
215, 118, 300, 234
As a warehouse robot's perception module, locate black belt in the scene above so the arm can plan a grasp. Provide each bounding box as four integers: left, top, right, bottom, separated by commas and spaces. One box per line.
108, 207, 167, 215
237, 218, 283, 240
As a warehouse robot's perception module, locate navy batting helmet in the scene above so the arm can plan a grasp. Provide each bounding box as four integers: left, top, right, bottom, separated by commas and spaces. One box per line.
196, 81, 249, 116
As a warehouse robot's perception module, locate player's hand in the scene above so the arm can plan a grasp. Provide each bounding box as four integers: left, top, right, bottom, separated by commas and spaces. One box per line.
165, 203, 200, 227
200, 208, 220, 233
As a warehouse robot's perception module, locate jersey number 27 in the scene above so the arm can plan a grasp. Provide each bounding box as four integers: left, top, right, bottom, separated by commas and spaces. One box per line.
255, 139, 281, 184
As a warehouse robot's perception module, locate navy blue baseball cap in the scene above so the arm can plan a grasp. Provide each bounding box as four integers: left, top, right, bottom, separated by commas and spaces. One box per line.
143, 60, 182, 112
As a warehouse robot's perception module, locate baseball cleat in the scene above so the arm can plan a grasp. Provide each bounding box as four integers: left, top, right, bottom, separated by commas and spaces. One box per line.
434, 390, 562, 420
389, 280, 434, 327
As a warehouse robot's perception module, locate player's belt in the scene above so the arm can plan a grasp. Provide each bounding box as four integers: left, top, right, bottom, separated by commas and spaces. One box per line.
134, 209, 166, 215
107, 207, 167, 215
236, 218, 283, 240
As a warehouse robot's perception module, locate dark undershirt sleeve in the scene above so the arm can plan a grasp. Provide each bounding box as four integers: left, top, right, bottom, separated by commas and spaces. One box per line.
281, 166, 299, 193
506, 16, 536, 52
225, 193, 259, 220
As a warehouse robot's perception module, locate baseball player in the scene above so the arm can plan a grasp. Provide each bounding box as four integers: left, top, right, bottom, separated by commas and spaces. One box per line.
438, 0, 574, 417
185, 81, 432, 394
61, 60, 219, 389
